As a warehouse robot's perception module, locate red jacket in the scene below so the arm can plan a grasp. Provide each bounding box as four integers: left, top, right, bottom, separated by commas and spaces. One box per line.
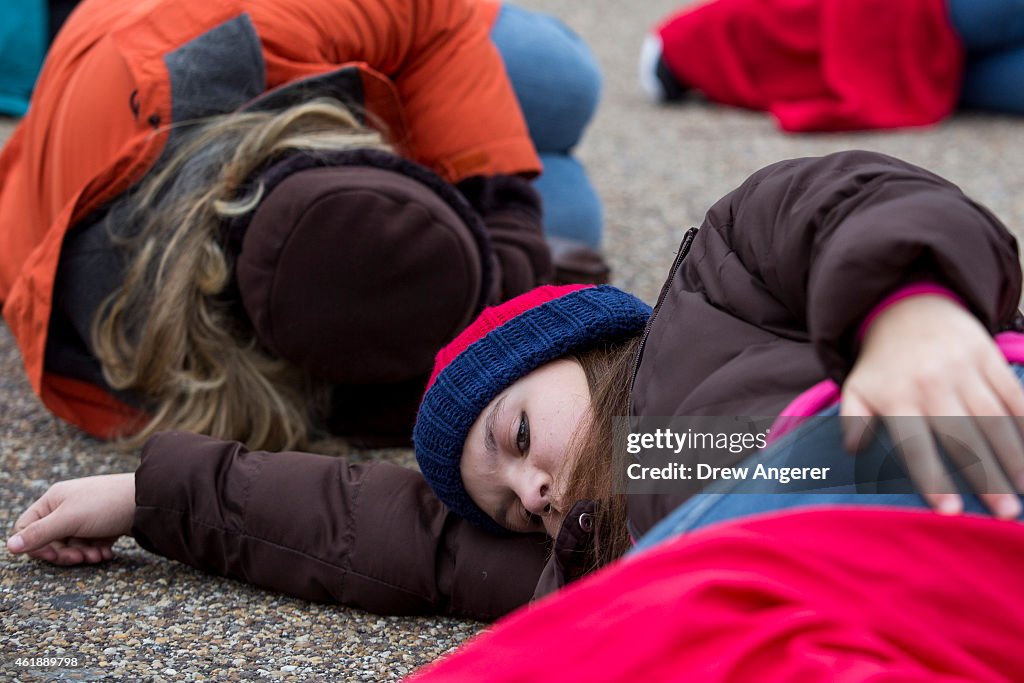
658, 0, 964, 131
0, 0, 537, 438
411, 508, 1024, 682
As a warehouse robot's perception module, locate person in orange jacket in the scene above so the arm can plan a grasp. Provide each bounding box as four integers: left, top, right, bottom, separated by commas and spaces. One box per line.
0, 0, 606, 450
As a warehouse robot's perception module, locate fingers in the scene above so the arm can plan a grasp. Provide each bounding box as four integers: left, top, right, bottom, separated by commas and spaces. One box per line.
11, 491, 56, 537
66, 538, 112, 565
962, 379, 1024, 495
892, 379, 1022, 519
954, 363, 1024, 517
26, 543, 58, 564
8, 494, 56, 554
984, 354, 1024, 418
36, 539, 86, 566
10, 521, 119, 565
885, 415, 963, 515
841, 385, 964, 513
982, 358, 1024, 489
913, 385, 1017, 519
8, 475, 134, 566
930, 415, 1021, 519
839, 392, 875, 453
7, 483, 101, 564
23, 538, 117, 566
8, 503, 73, 555
968, 415, 1024, 492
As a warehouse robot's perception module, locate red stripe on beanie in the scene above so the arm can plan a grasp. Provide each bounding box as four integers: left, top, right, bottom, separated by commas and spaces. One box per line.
425, 284, 593, 392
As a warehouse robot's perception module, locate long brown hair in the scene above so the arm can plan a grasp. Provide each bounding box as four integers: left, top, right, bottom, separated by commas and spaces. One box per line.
92, 99, 392, 450
562, 334, 643, 572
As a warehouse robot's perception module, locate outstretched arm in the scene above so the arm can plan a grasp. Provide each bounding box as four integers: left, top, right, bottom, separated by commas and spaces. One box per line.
8, 433, 550, 621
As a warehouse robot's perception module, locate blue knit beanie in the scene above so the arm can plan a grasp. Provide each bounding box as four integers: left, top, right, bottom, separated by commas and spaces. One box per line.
413, 284, 652, 533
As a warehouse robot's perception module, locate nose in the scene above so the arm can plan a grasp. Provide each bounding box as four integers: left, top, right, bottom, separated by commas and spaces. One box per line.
515, 464, 553, 517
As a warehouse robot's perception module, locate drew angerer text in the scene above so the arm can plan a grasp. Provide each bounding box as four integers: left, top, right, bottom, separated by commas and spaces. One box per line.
627, 462, 831, 484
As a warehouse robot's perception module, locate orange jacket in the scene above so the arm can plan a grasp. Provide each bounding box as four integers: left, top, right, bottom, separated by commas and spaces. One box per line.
0, 0, 539, 438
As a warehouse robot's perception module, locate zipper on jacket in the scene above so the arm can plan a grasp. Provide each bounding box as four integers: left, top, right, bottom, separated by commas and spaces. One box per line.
627, 227, 699, 417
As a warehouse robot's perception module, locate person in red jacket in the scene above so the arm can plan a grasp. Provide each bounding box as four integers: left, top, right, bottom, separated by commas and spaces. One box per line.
640, 0, 1024, 131
7, 153, 1024, 636
408, 508, 1024, 682
0, 0, 606, 450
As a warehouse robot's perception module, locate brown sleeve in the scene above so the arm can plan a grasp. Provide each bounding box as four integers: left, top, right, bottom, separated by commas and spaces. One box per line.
695, 149, 1022, 381
131, 432, 549, 621
457, 174, 553, 300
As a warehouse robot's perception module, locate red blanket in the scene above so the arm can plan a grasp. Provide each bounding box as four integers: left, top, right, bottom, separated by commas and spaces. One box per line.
657, 0, 963, 131
411, 508, 1024, 682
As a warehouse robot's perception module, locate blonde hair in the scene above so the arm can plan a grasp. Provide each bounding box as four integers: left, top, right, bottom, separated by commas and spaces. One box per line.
92, 99, 392, 450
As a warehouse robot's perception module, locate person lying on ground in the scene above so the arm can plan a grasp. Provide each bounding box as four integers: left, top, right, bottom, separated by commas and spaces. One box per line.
8, 150, 1024, 624
0, 0, 607, 451
640, 0, 1024, 131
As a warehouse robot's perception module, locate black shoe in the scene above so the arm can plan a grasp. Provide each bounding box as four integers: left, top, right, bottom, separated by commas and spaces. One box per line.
639, 35, 689, 103
656, 56, 688, 102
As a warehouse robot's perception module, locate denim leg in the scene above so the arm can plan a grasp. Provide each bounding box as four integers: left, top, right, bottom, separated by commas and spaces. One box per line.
632, 365, 1024, 555
531, 153, 603, 248
490, 5, 604, 246
946, 0, 1024, 113
490, 5, 601, 152
631, 492, 953, 556
947, 0, 1024, 52
960, 47, 1024, 113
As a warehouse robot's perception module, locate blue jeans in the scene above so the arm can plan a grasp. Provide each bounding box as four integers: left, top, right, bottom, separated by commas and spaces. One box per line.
948, 0, 1024, 113
490, 5, 604, 248
632, 364, 1024, 555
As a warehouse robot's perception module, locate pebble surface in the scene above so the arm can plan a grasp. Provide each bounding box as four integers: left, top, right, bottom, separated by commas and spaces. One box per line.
4, 0, 1024, 680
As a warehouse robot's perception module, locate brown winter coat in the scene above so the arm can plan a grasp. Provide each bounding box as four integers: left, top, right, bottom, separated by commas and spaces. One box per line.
132, 151, 1022, 619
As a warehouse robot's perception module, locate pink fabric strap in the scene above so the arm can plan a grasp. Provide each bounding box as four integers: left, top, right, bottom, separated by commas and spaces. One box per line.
766, 379, 840, 445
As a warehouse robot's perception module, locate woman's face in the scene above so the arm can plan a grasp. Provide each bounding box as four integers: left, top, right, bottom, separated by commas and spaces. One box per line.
460, 359, 591, 538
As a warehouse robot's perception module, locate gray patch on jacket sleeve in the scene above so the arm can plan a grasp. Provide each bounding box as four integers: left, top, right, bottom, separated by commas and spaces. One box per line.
164, 14, 266, 123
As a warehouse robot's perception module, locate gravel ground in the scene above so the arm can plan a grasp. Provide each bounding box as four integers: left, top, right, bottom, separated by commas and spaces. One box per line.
3, 1, 1024, 681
